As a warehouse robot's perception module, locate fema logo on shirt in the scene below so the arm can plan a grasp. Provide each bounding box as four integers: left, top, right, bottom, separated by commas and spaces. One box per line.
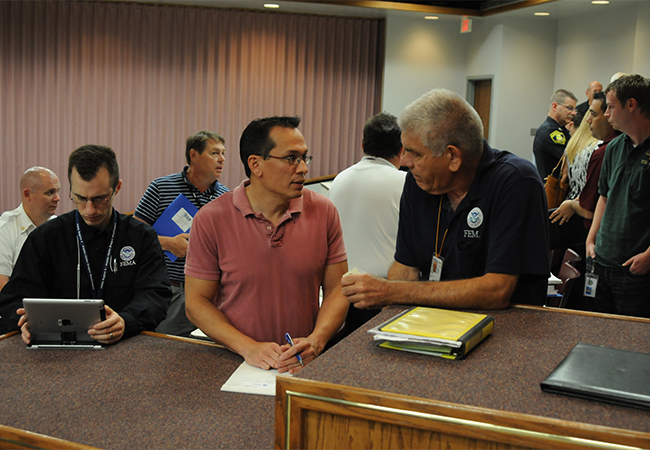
119, 246, 137, 267
467, 207, 484, 229
464, 207, 483, 239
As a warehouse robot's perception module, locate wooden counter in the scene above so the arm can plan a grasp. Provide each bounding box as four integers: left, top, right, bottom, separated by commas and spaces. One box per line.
276, 306, 650, 449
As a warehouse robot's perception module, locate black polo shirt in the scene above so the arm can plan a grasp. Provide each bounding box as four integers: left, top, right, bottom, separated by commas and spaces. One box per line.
0, 210, 171, 336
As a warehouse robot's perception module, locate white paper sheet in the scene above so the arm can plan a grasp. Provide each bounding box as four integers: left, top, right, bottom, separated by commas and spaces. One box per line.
221, 361, 290, 396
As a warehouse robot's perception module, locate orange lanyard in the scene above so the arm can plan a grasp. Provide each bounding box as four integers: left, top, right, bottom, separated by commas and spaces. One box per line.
435, 197, 450, 258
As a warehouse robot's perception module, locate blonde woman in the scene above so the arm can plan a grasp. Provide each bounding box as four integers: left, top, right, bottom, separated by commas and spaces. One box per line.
549, 111, 599, 251
562, 111, 600, 201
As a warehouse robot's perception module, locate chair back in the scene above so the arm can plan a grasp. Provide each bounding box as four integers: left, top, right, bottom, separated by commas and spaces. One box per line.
561, 248, 582, 267
557, 261, 581, 308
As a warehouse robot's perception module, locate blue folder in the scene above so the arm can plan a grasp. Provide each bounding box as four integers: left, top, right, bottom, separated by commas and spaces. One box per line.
152, 194, 198, 262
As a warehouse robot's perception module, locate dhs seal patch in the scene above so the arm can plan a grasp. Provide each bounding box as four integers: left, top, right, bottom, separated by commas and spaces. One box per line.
467, 207, 484, 229
119, 246, 136, 267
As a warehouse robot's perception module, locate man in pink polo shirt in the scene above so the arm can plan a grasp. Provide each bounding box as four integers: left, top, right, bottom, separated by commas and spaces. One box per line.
185, 116, 349, 374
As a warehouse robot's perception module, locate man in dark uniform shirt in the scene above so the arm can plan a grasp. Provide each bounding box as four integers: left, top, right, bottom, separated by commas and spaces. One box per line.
342, 88, 549, 311
533, 89, 577, 180
0, 145, 172, 344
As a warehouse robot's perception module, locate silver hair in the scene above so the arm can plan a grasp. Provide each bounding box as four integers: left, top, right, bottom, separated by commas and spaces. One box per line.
399, 88, 484, 159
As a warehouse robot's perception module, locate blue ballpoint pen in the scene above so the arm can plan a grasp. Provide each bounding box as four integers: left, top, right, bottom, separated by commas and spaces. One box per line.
284, 332, 304, 366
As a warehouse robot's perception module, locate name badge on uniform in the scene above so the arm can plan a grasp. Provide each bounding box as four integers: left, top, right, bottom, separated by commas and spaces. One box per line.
429, 255, 444, 282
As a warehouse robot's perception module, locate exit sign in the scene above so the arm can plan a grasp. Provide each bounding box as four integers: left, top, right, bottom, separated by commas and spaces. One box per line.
461, 17, 472, 33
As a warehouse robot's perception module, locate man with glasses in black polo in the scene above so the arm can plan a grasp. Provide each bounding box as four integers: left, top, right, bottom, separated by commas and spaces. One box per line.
184, 116, 349, 374
533, 88, 578, 180
0, 145, 171, 343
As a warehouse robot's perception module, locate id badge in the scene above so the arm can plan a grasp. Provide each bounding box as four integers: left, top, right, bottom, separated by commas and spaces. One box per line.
584, 273, 598, 298
429, 255, 444, 282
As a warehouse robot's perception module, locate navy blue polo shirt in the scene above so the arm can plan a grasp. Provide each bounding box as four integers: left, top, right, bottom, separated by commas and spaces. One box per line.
395, 141, 549, 305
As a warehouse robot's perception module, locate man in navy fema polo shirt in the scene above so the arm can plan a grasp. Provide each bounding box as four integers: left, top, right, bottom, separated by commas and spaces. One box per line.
342, 88, 549, 310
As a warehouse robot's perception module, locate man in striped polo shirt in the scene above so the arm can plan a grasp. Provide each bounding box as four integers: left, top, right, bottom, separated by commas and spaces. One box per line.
135, 130, 229, 336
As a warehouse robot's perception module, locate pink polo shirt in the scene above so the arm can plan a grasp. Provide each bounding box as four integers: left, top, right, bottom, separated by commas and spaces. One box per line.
185, 180, 347, 345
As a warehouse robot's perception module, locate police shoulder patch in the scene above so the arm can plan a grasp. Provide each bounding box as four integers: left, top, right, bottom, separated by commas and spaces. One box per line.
550, 130, 566, 145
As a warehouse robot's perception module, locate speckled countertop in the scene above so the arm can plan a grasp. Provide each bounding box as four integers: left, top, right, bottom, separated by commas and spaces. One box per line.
0, 334, 274, 449
296, 305, 650, 434
2, 305, 648, 450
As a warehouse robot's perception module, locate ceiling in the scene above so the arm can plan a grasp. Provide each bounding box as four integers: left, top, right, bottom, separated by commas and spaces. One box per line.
109, 0, 647, 21
288, 0, 556, 17
393, 0, 512, 6
392, 0, 529, 12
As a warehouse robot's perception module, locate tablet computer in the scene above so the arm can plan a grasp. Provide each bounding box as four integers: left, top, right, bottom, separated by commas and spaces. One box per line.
22, 298, 106, 349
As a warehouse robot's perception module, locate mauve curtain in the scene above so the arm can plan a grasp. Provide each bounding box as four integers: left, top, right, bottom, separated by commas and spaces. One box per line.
0, 0, 384, 212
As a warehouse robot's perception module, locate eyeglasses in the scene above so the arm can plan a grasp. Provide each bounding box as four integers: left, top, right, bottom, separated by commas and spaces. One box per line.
263, 154, 313, 166
70, 189, 115, 206
560, 104, 576, 112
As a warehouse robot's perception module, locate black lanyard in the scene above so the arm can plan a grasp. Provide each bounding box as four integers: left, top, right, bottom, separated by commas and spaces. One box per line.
75, 210, 117, 299
182, 169, 214, 208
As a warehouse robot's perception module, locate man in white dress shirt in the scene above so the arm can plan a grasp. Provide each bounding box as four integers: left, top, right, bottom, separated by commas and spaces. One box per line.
0, 167, 60, 291
328, 112, 406, 333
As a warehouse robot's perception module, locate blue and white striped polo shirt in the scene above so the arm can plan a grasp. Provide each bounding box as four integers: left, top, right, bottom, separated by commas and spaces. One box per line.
134, 167, 229, 282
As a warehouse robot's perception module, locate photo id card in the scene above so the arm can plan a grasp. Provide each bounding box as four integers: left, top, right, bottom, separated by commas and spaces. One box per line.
429, 255, 444, 282
584, 273, 598, 298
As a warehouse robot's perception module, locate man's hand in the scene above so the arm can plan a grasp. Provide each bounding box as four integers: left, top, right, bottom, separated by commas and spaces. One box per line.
341, 273, 391, 310
161, 233, 190, 258
136, 215, 189, 259
550, 200, 575, 224
586, 240, 597, 259
277, 336, 320, 374
240, 342, 284, 370
88, 305, 125, 344
623, 251, 650, 276
16, 307, 31, 344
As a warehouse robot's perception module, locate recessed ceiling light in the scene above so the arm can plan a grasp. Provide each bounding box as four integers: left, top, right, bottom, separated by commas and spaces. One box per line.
534, 12, 551, 16
592, 1, 609, 4
424, 16, 439, 20
264, 3, 280, 8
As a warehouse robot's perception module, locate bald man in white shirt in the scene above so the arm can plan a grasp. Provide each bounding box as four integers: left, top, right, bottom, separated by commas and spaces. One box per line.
0, 167, 60, 291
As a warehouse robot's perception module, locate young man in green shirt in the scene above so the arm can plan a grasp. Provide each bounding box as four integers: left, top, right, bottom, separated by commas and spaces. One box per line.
586, 74, 650, 318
